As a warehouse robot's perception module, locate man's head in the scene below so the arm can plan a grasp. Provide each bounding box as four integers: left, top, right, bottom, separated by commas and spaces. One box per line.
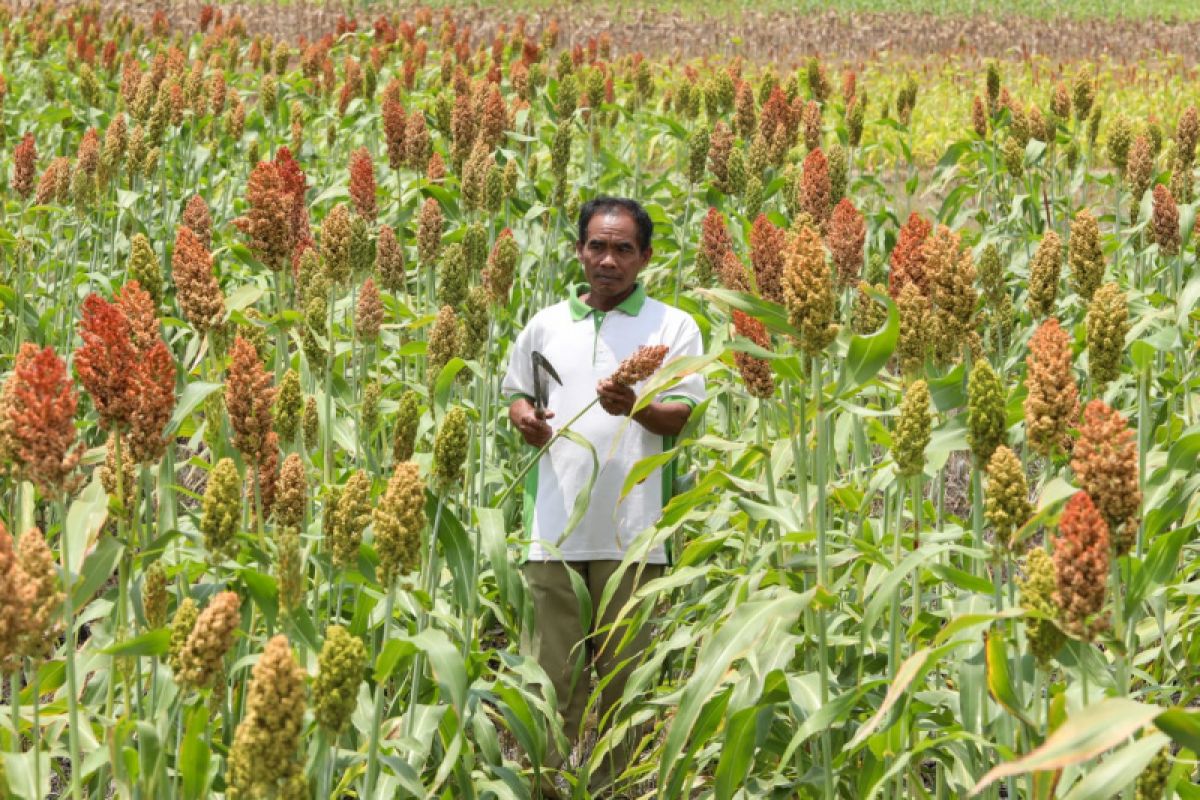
575, 197, 654, 306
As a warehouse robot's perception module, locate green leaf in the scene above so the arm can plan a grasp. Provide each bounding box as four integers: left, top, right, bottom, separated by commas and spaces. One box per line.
432, 358, 468, 417
430, 492, 473, 613
631, 351, 722, 416
698, 288, 800, 340
985, 628, 1033, 727
165, 382, 222, 437
73, 536, 124, 610
180, 705, 211, 800
838, 285, 898, 391
848, 647, 931, 748
552, 430, 600, 548
102, 628, 170, 657
409, 628, 467, 712
224, 284, 264, 314
240, 569, 278, 628
969, 698, 1162, 796
374, 638, 418, 682
1153, 707, 1200, 753
620, 447, 679, 501
1, 751, 52, 800
65, 475, 109, 587
714, 705, 764, 800
1060, 732, 1170, 800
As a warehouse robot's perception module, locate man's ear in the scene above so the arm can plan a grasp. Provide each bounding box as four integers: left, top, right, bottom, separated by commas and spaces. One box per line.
638, 246, 654, 268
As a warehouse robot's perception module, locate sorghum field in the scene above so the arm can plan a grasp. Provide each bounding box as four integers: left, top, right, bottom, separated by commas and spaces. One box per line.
2, 1, 1200, 798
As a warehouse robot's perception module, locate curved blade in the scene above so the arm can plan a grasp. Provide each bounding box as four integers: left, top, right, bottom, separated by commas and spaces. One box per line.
531, 350, 562, 418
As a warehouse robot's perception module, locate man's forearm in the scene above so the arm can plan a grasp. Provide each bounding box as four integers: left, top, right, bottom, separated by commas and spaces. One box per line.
631, 401, 691, 437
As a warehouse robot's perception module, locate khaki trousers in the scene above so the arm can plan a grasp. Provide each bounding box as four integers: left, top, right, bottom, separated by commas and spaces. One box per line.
522, 560, 664, 793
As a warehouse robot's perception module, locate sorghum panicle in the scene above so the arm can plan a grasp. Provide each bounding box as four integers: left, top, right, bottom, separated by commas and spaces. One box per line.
181, 194, 212, 249
348, 146, 377, 220
1024, 318, 1079, 458
799, 148, 832, 229
168, 597, 198, 675
1071, 399, 1140, 555
483, 228, 518, 305
1085, 282, 1129, 389
374, 461, 427, 581
392, 390, 422, 463
1053, 491, 1110, 640
782, 224, 839, 355
5, 343, 83, 497
377, 224, 405, 293
313, 625, 367, 734
426, 305, 462, 390
1150, 183, 1181, 255
889, 212, 932, 299
438, 242, 469, 310
201, 458, 241, 560
827, 198, 865, 287
274, 453, 307, 532
273, 369, 303, 444
896, 283, 930, 377
173, 225, 225, 333
234, 161, 294, 272
609, 344, 669, 387
356, 277, 383, 341
143, 560, 168, 629
127, 234, 163, 308
276, 526, 304, 614
1027, 230, 1063, 319
226, 336, 276, 460
1125, 135, 1153, 219
1019, 548, 1065, 666
0, 525, 34, 673
894, 379, 931, 479
697, 208, 734, 286
332, 470, 372, 570
16, 527, 62, 660
320, 203, 353, 286
984, 445, 1031, 549
925, 225, 978, 364
76, 293, 139, 430
417, 197, 444, 266
967, 358, 1007, 464
177, 590, 241, 690
732, 311, 775, 399
433, 406, 470, 489
1068, 209, 1105, 301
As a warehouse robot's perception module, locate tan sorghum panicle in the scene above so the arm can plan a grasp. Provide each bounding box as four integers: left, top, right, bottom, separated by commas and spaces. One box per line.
1027, 230, 1062, 318
377, 224, 405, 293
1086, 282, 1129, 389
1072, 399, 1140, 556
750, 214, 787, 305
1125, 135, 1153, 220
897, 283, 930, 377
173, 225, 225, 334
438, 242, 469, 310
609, 345, 669, 387
732, 311, 775, 399
718, 251, 751, 293
320, 203, 353, 286
14, 527, 61, 661
1106, 114, 1134, 172
314, 625, 368, 735
852, 281, 889, 335
274, 453, 307, 532
697, 207, 734, 286
226, 336, 276, 460
332, 470, 371, 570
168, 597, 198, 674
484, 229, 519, 305
356, 278, 383, 341
984, 445, 1031, 550
143, 560, 168, 630
275, 526, 304, 614
12, 133, 36, 199
392, 390, 422, 463
177, 590, 241, 690
181, 194, 212, 249
894, 379, 931, 479
434, 406, 470, 489
227, 635, 308, 800
782, 225, 839, 356
1019, 548, 1065, 667
1053, 491, 1110, 640
374, 461, 427, 582
201, 458, 242, 560
1176, 106, 1199, 166
426, 305, 461, 390
1068, 210, 1105, 301
461, 286, 490, 361
1024, 318, 1078, 458
0, 525, 34, 673
1150, 184, 1181, 256
925, 225, 978, 364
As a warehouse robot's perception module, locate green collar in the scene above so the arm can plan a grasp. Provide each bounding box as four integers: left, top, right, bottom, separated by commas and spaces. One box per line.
568, 282, 647, 321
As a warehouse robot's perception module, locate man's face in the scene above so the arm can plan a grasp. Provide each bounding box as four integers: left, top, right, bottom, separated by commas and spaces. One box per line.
576, 210, 652, 303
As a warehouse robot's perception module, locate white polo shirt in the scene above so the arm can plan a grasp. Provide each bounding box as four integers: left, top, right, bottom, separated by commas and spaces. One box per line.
501, 282, 705, 563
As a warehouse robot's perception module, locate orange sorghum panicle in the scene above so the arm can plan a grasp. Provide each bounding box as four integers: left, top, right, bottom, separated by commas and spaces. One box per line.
732, 311, 775, 399
234, 161, 294, 272
6, 343, 83, 497
697, 207, 734, 286
226, 336, 276, 460
348, 146, 377, 220
0, 524, 34, 673
177, 590, 241, 690
827, 198, 865, 287
75, 293, 139, 431
127, 339, 176, 464
889, 212, 932, 299
1071, 399, 1140, 555
749, 214, 786, 304
1024, 318, 1078, 458
12, 133, 36, 199
172, 225, 225, 333
1053, 491, 1110, 640
609, 344, 669, 387
181, 194, 212, 249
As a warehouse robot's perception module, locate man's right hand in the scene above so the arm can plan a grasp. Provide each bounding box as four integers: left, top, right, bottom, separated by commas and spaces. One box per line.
510, 398, 555, 448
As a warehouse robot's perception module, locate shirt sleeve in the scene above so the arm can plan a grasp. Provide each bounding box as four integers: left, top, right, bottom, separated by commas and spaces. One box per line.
656, 313, 706, 408
501, 317, 537, 402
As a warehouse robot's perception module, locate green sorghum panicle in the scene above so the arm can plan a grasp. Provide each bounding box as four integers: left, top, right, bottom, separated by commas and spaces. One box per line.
1071, 69, 1094, 121
437, 242, 468, 310
426, 305, 461, 391
461, 286, 490, 362
1001, 136, 1023, 178
321, 203, 352, 286
201, 458, 242, 560
313, 625, 367, 734
1085, 282, 1129, 389
143, 561, 168, 629
276, 526, 304, 614
177, 590, 241, 690
967, 358, 1007, 465
1018, 548, 1065, 666
302, 396, 319, 449
1106, 113, 1133, 172
332, 470, 372, 570
127, 233, 163, 306
392, 390, 422, 463
893, 379, 930, 479
984, 445, 1031, 550
168, 597, 198, 674
896, 283, 930, 377
851, 281, 888, 335
1068, 209, 1104, 301
273, 369, 303, 444
1027, 230, 1062, 319
1135, 746, 1172, 800
374, 461, 427, 582
463, 221, 488, 275
227, 635, 308, 800
687, 125, 710, 184
362, 381, 381, 436
434, 406, 470, 490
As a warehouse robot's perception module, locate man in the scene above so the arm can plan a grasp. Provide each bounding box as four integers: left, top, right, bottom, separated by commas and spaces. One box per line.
502, 196, 705, 795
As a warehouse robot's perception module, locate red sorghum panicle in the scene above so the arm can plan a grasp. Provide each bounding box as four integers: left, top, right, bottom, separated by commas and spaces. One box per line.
1024, 317, 1079, 458
173, 225, 225, 333
116, 281, 158, 352
75, 293, 139, 430
348, 146, 377, 220
128, 339, 176, 464
697, 207, 733, 286
16, 527, 62, 661
1150, 183, 1181, 255
12, 132, 36, 199
35, 156, 71, 206
234, 161, 293, 272
181, 194, 212, 249
177, 590, 241, 690
889, 212, 932, 299
782, 224, 839, 355
799, 147, 832, 228
732, 310, 775, 399
707, 120, 733, 192
5, 344, 82, 496
719, 251, 751, 293
227, 635, 308, 799
609, 345, 669, 387
374, 461, 427, 581
1072, 399, 1140, 555
1053, 491, 1110, 640
827, 198, 865, 287
356, 277, 383, 341
226, 336, 276, 460
750, 214, 786, 304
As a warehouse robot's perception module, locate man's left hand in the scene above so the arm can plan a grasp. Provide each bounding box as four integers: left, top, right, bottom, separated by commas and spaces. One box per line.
596, 378, 637, 417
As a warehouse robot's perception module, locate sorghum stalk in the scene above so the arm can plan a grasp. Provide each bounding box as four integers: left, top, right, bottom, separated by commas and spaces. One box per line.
58, 498, 85, 800
812, 355, 836, 800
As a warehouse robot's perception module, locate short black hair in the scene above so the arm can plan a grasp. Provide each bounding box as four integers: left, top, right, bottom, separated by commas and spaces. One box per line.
577, 196, 653, 253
